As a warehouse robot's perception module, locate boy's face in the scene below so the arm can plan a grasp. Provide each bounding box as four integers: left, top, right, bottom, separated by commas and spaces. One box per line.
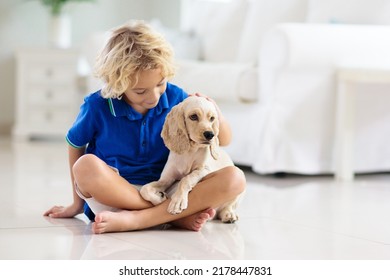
123, 68, 167, 115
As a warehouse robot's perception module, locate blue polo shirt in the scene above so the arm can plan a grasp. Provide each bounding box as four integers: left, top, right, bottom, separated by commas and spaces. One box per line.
66, 82, 188, 185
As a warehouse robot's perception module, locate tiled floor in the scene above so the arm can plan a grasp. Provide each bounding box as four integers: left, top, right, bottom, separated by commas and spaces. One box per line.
0, 136, 389, 260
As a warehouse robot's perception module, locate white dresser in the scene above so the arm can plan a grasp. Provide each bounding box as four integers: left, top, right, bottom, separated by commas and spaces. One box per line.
13, 48, 83, 140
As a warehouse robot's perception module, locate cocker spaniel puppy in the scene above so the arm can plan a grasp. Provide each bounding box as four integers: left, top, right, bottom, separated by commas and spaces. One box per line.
140, 96, 241, 223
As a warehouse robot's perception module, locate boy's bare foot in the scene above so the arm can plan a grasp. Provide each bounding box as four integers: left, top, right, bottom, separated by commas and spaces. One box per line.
171, 208, 216, 232
92, 208, 216, 234
92, 210, 140, 234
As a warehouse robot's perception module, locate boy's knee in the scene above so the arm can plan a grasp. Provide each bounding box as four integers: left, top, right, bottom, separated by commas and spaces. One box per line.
222, 166, 246, 196
72, 154, 98, 181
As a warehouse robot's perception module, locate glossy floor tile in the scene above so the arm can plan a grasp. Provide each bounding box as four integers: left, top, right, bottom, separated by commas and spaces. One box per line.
0, 136, 389, 260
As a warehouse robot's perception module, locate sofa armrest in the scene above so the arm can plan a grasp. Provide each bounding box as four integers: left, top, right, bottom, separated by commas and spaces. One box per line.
172, 59, 257, 102
261, 23, 390, 70
258, 23, 390, 104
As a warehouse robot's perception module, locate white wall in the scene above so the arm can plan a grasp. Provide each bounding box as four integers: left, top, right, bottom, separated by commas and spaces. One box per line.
0, 0, 181, 134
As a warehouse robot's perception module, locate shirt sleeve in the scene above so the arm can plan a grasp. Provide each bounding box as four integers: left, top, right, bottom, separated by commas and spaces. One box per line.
66, 95, 97, 148
168, 82, 188, 104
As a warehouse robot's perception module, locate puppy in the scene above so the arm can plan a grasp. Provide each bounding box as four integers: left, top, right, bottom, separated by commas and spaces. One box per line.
140, 96, 241, 223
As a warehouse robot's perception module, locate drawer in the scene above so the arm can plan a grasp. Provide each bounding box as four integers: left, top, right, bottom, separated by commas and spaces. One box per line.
14, 48, 81, 139
25, 64, 76, 84
27, 109, 75, 127
28, 86, 75, 106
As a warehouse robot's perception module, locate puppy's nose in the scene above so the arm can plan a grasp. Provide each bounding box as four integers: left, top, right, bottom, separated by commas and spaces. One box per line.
203, 131, 214, 140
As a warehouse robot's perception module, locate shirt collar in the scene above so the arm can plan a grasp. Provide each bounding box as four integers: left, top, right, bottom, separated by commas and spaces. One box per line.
107, 91, 170, 120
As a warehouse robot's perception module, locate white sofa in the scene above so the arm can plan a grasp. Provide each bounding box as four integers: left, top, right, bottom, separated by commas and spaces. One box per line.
168, 0, 390, 175
83, 0, 390, 175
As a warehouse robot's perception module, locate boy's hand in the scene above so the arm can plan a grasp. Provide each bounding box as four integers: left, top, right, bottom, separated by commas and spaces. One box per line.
189, 92, 222, 118
189, 92, 215, 103
43, 203, 83, 218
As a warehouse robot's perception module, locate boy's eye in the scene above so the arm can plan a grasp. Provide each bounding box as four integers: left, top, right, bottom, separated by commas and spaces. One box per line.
158, 78, 167, 86
189, 114, 198, 121
135, 90, 146, 95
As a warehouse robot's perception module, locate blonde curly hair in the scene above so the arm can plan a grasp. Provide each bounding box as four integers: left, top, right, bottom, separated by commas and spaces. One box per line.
94, 20, 176, 99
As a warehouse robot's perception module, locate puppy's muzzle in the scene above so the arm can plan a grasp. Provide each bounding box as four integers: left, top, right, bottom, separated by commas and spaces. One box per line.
203, 131, 215, 141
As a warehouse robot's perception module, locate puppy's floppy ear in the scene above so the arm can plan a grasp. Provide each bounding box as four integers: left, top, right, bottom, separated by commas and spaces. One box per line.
209, 117, 220, 160
161, 103, 191, 154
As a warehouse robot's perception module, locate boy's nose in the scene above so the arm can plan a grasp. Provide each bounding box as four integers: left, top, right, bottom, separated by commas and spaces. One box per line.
149, 90, 161, 103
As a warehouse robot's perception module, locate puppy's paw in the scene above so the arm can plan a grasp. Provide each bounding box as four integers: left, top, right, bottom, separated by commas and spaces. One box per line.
219, 210, 239, 223
167, 192, 188, 214
152, 191, 168, 205
140, 184, 167, 205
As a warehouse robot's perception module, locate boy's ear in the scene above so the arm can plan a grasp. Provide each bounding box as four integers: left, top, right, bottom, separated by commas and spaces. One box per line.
161, 103, 191, 154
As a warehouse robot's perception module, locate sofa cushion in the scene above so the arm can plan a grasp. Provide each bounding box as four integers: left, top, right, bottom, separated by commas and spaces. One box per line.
180, 0, 248, 62
306, 0, 390, 24
172, 59, 257, 102
237, 0, 308, 64
150, 19, 201, 60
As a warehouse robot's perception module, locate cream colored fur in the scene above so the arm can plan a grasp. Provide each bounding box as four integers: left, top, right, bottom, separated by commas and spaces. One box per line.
140, 96, 242, 223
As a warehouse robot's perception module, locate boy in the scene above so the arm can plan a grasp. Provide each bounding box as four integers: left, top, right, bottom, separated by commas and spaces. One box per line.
44, 20, 245, 233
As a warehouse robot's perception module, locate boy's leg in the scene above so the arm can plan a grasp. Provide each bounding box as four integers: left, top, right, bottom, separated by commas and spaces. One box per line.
72, 154, 153, 210
73, 153, 217, 231
93, 166, 246, 233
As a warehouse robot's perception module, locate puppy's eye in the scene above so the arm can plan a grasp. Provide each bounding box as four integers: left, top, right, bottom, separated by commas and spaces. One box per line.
210, 116, 215, 122
189, 114, 198, 121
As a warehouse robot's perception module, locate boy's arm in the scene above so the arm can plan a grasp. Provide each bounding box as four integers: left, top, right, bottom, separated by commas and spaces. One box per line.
43, 145, 86, 218
215, 108, 232, 146
68, 145, 86, 212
